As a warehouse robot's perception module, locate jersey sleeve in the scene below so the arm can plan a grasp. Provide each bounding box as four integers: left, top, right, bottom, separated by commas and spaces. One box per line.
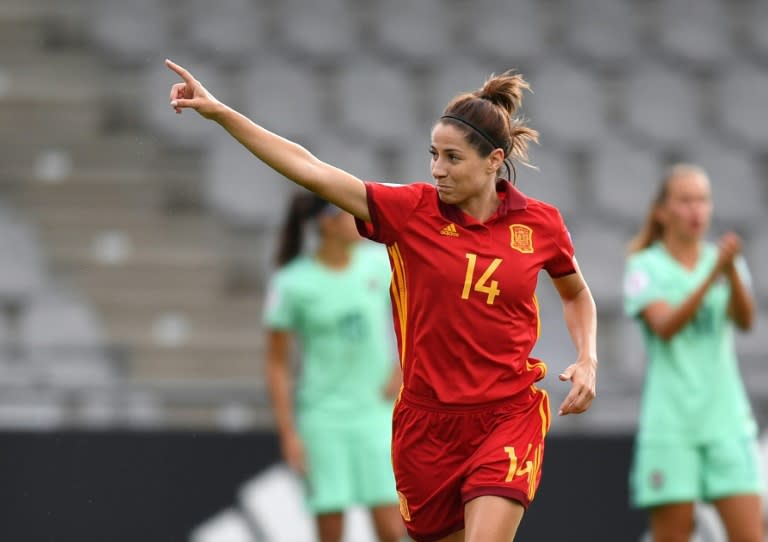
623, 255, 664, 319
543, 210, 576, 278
263, 272, 297, 330
355, 182, 424, 245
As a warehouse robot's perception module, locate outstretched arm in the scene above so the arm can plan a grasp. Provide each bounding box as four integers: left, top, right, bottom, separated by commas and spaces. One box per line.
166, 59, 370, 221
551, 262, 597, 416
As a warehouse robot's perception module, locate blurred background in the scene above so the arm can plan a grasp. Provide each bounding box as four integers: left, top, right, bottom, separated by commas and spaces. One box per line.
0, 0, 766, 540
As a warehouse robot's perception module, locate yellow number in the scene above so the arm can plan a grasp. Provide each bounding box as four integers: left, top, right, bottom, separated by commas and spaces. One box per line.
504, 444, 533, 483
504, 446, 518, 482
462, 253, 502, 304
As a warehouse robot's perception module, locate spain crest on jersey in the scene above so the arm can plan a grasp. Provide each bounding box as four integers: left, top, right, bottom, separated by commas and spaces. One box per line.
509, 224, 534, 253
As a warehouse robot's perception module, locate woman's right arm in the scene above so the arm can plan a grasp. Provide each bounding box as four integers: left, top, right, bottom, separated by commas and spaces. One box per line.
641, 272, 719, 341
166, 59, 370, 221
641, 235, 741, 341
265, 329, 306, 474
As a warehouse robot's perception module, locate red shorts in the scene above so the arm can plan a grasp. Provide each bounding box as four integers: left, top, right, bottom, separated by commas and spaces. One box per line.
392, 387, 551, 542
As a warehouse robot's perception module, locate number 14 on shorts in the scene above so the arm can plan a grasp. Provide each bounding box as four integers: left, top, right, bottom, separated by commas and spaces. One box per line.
504, 443, 542, 500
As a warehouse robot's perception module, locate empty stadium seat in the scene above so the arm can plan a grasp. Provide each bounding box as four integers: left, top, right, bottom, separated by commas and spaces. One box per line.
463, 0, 547, 64
588, 137, 662, 224
716, 62, 768, 150
204, 132, 295, 228
623, 60, 702, 147
306, 135, 390, 183
678, 140, 765, 228
336, 58, 420, 145
560, 0, 639, 66
521, 146, 579, 219
370, 0, 457, 65
182, 0, 268, 66
274, 0, 359, 64
241, 57, 326, 141
567, 222, 629, 312
526, 60, 607, 149
655, 0, 734, 67
18, 292, 106, 354
90, 0, 170, 66
427, 56, 500, 122
0, 219, 48, 307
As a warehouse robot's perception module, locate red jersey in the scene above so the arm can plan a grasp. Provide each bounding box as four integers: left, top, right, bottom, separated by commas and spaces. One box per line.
356, 180, 576, 405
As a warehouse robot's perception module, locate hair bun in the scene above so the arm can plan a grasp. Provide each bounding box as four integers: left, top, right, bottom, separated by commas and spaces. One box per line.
475, 70, 530, 116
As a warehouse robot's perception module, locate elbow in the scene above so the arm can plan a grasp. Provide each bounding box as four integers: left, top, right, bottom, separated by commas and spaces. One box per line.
736, 315, 755, 332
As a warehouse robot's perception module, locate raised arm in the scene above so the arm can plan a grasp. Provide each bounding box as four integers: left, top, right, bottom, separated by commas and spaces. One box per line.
724, 235, 755, 331
165, 59, 370, 221
641, 233, 742, 340
551, 262, 597, 416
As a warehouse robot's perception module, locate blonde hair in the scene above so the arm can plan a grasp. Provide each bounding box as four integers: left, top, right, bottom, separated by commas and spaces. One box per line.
628, 163, 709, 253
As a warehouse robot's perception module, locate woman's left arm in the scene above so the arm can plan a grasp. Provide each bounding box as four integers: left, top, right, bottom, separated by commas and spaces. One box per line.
551, 262, 598, 416
726, 261, 755, 331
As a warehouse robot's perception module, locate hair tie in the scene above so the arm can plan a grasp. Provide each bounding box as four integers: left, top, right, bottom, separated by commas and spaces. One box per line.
441, 114, 504, 152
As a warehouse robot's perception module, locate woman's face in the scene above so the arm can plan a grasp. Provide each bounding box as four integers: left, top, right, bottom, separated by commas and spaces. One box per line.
657, 170, 712, 242
429, 122, 501, 205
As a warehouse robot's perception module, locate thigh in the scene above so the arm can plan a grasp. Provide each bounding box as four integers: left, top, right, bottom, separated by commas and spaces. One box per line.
630, 442, 702, 508
300, 424, 354, 513
649, 502, 695, 542
315, 512, 343, 542
712, 494, 764, 542
464, 495, 524, 542
703, 436, 763, 501
392, 401, 466, 542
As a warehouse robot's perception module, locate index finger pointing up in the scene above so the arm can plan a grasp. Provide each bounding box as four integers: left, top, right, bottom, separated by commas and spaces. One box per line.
165, 59, 193, 82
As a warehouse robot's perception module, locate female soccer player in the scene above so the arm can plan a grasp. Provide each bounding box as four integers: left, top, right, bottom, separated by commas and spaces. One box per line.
264, 192, 403, 542
166, 59, 597, 542
624, 164, 763, 542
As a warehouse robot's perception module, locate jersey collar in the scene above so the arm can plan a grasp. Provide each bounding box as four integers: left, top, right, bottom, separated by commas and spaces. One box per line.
438, 179, 528, 226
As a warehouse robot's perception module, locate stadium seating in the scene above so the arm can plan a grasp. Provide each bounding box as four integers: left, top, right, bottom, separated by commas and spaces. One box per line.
0, 0, 765, 436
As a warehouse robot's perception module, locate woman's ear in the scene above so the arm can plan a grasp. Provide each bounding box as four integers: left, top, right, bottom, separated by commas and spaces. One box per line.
487, 148, 505, 174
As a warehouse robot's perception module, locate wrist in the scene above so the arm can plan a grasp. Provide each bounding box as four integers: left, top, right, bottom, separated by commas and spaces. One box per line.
576, 356, 598, 367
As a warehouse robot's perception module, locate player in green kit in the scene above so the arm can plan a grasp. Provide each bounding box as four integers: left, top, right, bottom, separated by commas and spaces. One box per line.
623, 164, 764, 542
264, 192, 404, 542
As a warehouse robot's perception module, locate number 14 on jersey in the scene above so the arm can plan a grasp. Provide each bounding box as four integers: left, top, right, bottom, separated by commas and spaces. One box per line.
462, 253, 503, 305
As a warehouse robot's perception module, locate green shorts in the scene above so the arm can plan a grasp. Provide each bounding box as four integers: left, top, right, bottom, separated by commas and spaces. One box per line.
298, 411, 398, 514
630, 436, 763, 508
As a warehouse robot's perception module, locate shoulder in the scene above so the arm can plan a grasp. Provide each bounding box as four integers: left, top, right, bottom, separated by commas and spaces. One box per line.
626, 245, 665, 278
523, 196, 564, 220
272, 257, 313, 288
368, 181, 433, 198
354, 241, 389, 265
516, 196, 568, 237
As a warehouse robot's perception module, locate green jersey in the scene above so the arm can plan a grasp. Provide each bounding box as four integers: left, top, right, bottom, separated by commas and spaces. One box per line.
623, 241, 757, 444
264, 242, 395, 427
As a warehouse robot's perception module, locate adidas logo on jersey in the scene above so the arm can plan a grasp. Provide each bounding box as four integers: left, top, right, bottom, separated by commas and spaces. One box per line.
440, 223, 459, 237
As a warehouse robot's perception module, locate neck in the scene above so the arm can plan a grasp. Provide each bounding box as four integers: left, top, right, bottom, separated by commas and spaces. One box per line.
315, 238, 352, 269
662, 233, 701, 268
458, 180, 500, 222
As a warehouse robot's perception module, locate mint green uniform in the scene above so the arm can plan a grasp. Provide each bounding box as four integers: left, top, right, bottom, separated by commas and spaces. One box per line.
623, 242, 762, 508
264, 242, 398, 513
